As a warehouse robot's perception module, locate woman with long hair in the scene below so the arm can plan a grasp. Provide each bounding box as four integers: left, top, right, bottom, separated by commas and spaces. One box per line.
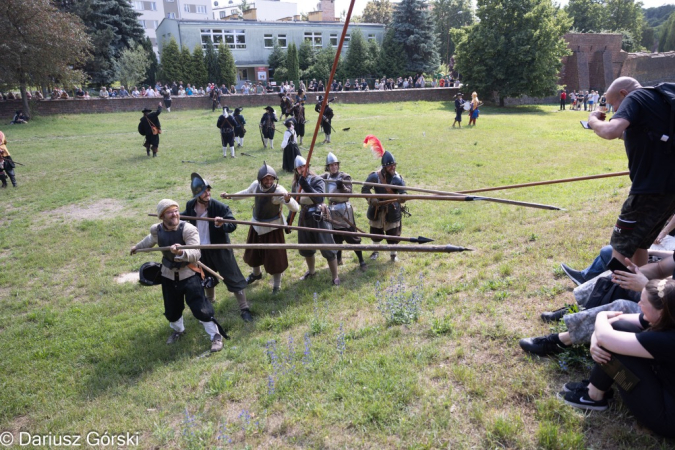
469, 92, 480, 126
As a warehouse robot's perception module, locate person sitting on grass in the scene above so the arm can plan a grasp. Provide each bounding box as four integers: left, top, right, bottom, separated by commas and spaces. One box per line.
557, 279, 675, 439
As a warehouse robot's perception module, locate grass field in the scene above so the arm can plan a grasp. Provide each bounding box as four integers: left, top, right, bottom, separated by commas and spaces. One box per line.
0, 101, 672, 449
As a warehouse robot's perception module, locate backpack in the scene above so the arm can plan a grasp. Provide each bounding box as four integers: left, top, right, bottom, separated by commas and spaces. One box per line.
138, 120, 145, 136
643, 82, 675, 151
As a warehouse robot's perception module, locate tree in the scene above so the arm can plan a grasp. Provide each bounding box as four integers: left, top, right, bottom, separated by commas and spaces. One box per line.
432, 0, 474, 65
140, 36, 158, 86
298, 39, 317, 71
159, 38, 182, 83
191, 45, 208, 88
366, 39, 381, 76
361, 0, 394, 24
204, 38, 220, 83
268, 39, 287, 80
565, 0, 605, 32
58, 0, 144, 85
605, 0, 645, 45
344, 28, 369, 77
452, 0, 572, 106
377, 28, 408, 77
217, 42, 237, 87
659, 12, 675, 52
180, 45, 193, 84
0, 0, 91, 116
115, 44, 150, 89
390, 0, 441, 74
286, 43, 300, 86
306, 47, 337, 82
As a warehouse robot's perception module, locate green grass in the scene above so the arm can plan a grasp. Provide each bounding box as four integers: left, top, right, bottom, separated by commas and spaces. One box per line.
0, 101, 672, 448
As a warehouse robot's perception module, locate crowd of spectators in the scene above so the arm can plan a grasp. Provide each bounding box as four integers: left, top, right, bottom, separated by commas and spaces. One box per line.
560, 89, 608, 112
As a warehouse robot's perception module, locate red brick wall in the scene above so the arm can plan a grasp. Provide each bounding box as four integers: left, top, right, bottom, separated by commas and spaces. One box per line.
620, 52, 675, 86
0, 88, 457, 118
560, 33, 625, 92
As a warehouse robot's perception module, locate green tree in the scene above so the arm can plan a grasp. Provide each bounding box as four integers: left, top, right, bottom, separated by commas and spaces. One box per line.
565, 0, 605, 32
217, 42, 237, 87
432, 0, 474, 65
180, 45, 193, 84
390, 0, 441, 73
268, 39, 287, 81
377, 28, 408, 77
344, 28, 369, 77
286, 43, 300, 86
191, 45, 208, 88
605, 0, 645, 45
159, 38, 182, 83
306, 46, 337, 81
1, 0, 91, 116
361, 0, 394, 24
58, 0, 144, 85
298, 39, 317, 71
140, 36, 158, 86
204, 38, 220, 83
659, 12, 675, 51
366, 39, 381, 75
452, 0, 571, 106
115, 43, 150, 89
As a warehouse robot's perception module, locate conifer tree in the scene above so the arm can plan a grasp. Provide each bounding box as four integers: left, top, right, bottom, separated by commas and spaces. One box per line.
180, 45, 193, 84
159, 38, 181, 83
298, 39, 317, 71
366, 38, 381, 76
191, 45, 208, 88
268, 39, 287, 80
217, 42, 237, 87
140, 36, 158, 86
204, 38, 220, 83
344, 28, 369, 78
390, 0, 441, 74
660, 12, 675, 52
286, 43, 300, 86
377, 28, 407, 77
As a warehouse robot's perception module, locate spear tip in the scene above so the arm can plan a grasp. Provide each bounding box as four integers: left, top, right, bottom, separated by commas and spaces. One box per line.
415, 236, 434, 244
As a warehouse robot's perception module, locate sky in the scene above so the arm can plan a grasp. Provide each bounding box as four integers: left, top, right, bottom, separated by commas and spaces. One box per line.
290, 0, 675, 17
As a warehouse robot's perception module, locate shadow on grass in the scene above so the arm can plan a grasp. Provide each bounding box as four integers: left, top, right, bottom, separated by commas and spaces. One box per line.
435, 101, 554, 116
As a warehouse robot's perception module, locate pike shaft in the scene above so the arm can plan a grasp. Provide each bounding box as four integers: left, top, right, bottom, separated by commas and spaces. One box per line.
135, 244, 472, 253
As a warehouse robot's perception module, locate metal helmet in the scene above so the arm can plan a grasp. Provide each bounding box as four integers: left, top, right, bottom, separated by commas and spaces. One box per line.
139, 262, 162, 286
284, 118, 296, 128
257, 160, 278, 183
381, 151, 396, 167
294, 155, 307, 170
190, 172, 212, 198
325, 152, 339, 171
317, 95, 324, 102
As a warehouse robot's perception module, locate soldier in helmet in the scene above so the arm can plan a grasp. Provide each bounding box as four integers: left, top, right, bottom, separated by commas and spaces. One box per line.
321, 152, 367, 271
217, 106, 237, 158
281, 118, 302, 173
260, 106, 278, 149
221, 162, 299, 294
130, 199, 228, 352
233, 107, 246, 148
361, 150, 407, 262
315, 95, 334, 144
182, 173, 252, 322
292, 155, 340, 285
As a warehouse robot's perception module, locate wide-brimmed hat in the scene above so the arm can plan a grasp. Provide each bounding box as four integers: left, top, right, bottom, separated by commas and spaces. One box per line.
264, 106, 274, 112
142, 107, 153, 113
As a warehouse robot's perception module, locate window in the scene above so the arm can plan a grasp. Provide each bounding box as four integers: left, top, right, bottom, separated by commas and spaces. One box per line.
139, 20, 146, 28
220, 11, 228, 18
344, 34, 350, 46
132, 1, 143, 10
277, 34, 287, 48
167, 12, 176, 18
196, 5, 206, 13
148, 2, 157, 10
368, 34, 375, 41
200, 28, 245, 50
330, 33, 337, 47
166, 0, 174, 2
264, 34, 273, 48
152, 20, 159, 29
304, 32, 322, 48
184, 4, 190, 12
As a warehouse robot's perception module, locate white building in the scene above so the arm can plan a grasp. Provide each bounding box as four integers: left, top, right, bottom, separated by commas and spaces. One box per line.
212, 0, 298, 21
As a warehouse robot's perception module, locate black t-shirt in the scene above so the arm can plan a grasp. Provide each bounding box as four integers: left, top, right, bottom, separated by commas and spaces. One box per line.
612, 88, 675, 194
635, 319, 675, 397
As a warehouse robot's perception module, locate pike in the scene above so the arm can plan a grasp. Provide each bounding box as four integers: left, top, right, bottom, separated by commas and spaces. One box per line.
134, 243, 473, 253
147, 213, 434, 244
228, 191, 564, 211
455, 171, 630, 194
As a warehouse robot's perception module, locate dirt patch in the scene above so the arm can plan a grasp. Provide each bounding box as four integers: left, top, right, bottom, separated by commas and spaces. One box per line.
45, 198, 130, 222
115, 272, 139, 284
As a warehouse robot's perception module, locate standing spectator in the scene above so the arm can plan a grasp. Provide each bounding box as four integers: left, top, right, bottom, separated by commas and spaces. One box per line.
161, 85, 172, 112
583, 90, 589, 111
452, 93, 465, 128
132, 87, 140, 97
588, 90, 595, 111
560, 90, 566, 110
468, 92, 480, 127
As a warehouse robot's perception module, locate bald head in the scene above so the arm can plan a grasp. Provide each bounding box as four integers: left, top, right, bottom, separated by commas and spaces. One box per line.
606, 77, 642, 111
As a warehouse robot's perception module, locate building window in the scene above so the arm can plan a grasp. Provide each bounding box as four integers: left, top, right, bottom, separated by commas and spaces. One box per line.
264, 34, 273, 48
152, 20, 159, 29
368, 34, 375, 41
278, 34, 287, 48
344, 34, 350, 46
183, 4, 190, 12
220, 11, 228, 18
167, 12, 176, 18
139, 20, 146, 28
330, 33, 337, 47
196, 5, 206, 13
166, 0, 174, 2
304, 32, 322, 48
149, 2, 157, 10
201, 28, 245, 49
132, 1, 143, 10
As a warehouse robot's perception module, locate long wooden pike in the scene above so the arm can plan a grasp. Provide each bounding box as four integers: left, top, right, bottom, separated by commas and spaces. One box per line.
224, 192, 564, 211
325, 180, 565, 210
147, 214, 435, 244
134, 243, 473, 253
456, 171, 630, 194
287, 0, 358, 228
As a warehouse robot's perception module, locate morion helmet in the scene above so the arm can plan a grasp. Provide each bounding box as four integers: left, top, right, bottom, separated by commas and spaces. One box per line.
381, 151, 396, 167
191, 172, 212, 198
139, 262, 162, 286
325, 152, 339, 171
294, 155, 307, 170
257, 160, 278, 183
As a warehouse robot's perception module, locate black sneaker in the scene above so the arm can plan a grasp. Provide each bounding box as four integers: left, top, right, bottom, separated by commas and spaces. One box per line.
246, 272, 263, 284
519, 333, 570, 356
541, 306, 571, 323
166, 330, 185, 345
240, 309, 253, 322
559, 388, 608, 411
560, 264, 586, 286
563, 380, 614, 399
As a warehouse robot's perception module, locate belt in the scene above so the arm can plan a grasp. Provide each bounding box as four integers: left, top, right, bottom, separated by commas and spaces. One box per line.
329, 200, 349, 205
305, 206, 321, 213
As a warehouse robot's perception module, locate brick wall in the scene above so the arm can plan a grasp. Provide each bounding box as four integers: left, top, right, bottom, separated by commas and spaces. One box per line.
620, 52, 675, 86
0, 88, 457, 118
560, 33, 625, 92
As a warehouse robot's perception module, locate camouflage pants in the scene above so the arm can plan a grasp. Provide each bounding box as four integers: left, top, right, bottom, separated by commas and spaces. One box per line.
564, 299, 640, 345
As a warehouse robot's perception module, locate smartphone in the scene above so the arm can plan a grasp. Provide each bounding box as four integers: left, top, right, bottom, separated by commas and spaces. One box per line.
580, 120, 591, 129
607, 257, 630, 273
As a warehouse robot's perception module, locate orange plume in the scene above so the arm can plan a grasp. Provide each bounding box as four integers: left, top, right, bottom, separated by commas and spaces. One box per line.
363, 135, 385, 158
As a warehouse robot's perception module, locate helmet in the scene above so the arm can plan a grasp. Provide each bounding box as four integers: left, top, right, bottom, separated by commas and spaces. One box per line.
190, 172, 212, 198
294, 155, 307, 170
317, 95, 324, 102
284, 118, 295, 128
139, 262, 162, 286
381, 151, 396, 167
325, 152, 339, 171
257, 160, 278, 183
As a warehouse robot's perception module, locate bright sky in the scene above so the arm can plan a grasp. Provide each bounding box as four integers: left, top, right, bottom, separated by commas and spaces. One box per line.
291, 0, 675, 17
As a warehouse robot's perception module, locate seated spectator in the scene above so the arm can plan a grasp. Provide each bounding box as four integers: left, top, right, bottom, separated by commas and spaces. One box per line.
51, 89, 59, 100
198, 87, 205, 95
344, 79, 351, 91
119, 86, 129, 97
186, 84, 193, 96
11, 110, 28, 124
34, 90, 44, 100
7, 92, 16, 100
75, 87, 85, 98
99, 86, 109, 98
147, 87, 156, 98
111, 89, 118, 98
439, 78, 445, 88
360, 79, 368, 91
336, 82, 343, 91
131, 87, 140, 97
140, 87, 147, 97
558, 279, 675, 439
83, 91, 90, 99
177, 86, 185, 96
230, 85, 236, 94
60, 90, 70, 99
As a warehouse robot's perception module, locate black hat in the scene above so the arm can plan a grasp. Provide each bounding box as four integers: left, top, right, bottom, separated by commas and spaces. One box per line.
139, 262, 162, 286
234, 107, 243, 114
264, 106, 274, 112
456, 92, 463, 97
142, 107, 153, 113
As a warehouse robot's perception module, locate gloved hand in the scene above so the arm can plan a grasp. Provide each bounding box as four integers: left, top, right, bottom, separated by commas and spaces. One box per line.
298, 175, 311, 191
336, 180, 344, 190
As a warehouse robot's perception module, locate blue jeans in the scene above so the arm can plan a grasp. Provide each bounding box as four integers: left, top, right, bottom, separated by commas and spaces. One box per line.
581, 245, 613, 281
